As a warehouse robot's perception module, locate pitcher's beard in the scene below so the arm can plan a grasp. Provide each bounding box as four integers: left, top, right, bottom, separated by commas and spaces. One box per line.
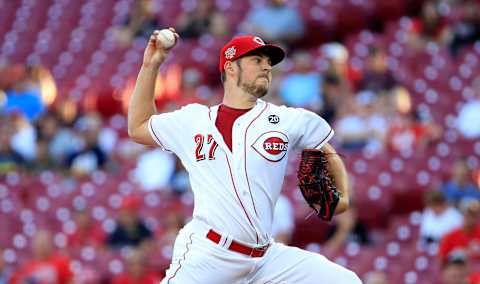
238, 78, 269, 98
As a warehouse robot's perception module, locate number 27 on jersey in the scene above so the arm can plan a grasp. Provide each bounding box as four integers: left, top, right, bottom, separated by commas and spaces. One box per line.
195, 134, 218, 161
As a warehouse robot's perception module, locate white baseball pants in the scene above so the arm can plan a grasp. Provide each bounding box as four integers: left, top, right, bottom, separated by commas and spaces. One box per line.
161, 218, 362, 284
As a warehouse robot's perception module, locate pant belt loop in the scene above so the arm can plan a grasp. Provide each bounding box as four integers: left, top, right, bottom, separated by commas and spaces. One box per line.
223, 235, 233, 249
219, 234, 228, 248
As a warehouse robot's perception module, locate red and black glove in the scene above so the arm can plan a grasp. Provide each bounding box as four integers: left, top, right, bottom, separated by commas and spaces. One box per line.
297, 149, 340, 221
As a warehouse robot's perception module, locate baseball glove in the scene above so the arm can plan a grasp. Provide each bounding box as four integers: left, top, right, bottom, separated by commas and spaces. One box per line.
297, 149, 340, 221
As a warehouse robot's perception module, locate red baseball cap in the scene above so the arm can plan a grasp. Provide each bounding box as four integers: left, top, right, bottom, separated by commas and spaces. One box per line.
219, 35, 285, 72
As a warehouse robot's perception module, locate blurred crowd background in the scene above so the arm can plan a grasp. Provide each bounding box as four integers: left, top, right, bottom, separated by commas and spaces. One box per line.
1, 0, 480, 283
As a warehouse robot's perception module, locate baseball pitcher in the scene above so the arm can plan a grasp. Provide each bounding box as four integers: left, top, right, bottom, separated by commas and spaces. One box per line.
128, 28, 362, 283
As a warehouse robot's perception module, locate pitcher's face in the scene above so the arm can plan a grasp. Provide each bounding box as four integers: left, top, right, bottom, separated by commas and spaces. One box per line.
234, 53, 272, 98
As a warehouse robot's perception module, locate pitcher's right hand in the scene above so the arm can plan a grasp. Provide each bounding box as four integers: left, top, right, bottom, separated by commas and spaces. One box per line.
143, 28, 179, 69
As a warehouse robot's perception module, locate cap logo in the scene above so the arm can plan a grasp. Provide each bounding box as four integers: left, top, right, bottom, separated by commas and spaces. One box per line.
225, 46, 236, 59
253, 37, 265, 45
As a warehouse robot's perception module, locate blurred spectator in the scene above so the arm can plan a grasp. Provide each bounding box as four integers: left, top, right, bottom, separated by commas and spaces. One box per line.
456, 92, 480, 139
441, 251, 474, 284
208, 11, 230, 40
158, 211, 185, 249
387, 110, 442, 153
358, 91, 389, 153
363, 271, 389, 284
28, 65, 57, 107
278, 51, 322, 110
449, 1, 480, 56
175, 67, 213, 106
390, 86, 412, 114
111, 249, 161, 284
0, 64, 56, 109
322, 42, 361, 94
114, 138, 146, 166
170, 159, 191, 194
441, 158, 480, 206
359, 47, 398, 95
134, 148, 176, 191
408, 1, 451, 49
0, 63, 8, 94
0, 115, 25, 174
10, 230, 73, 284
420, 190, 463, 244
333, 96, 372, 151
35, 110, 80, 170
66, 209, 106, 248
107, 196, 153, 249
0, 247, 10, 284
438, 199, 480, 265
0, 89, 5, 110
52, 98, 80, 156
323, 201, 370, 255
319, 74, 342, 123
9, 111, 37, 162
56, 98, 78, 128
34, 114, 59, 170
114, 0, 160, 46
3, 64, 45, 122
272, 194, 294, 244
2, 63, 20, 94
176, 0, 228, 39
67, 113, 107, 176
241, 0, 304, 45
35, 111, 72, 170
97, 123, 119, 158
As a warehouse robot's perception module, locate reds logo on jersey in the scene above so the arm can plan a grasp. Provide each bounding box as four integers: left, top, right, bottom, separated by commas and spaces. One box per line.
251, 131, 289, 162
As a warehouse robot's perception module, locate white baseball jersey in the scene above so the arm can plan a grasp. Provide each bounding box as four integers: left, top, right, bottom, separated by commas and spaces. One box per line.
148, 99, 333, 246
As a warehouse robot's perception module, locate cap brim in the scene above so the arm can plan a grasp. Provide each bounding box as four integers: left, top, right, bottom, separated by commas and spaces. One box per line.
245, 45, 286, 66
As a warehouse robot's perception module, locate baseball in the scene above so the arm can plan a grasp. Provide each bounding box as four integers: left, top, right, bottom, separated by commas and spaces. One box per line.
156, 29, 176, 49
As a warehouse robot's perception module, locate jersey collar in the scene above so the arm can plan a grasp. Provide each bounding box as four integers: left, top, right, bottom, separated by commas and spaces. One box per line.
209, 99, 265, 124
208, 99, 266, 157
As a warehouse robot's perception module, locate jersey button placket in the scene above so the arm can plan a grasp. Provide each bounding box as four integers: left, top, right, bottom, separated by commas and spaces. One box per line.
232, 125, 249, 199
232, 123, 240, 154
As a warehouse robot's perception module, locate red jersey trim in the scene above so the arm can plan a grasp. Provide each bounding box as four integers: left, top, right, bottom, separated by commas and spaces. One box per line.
313, 128, 334, 149
149, 117, 169, 151
244, 103, 268, 235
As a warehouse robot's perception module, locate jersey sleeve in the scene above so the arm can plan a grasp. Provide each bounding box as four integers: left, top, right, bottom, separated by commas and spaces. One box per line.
148, 104, 196, 153
293, 108, 334, 149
